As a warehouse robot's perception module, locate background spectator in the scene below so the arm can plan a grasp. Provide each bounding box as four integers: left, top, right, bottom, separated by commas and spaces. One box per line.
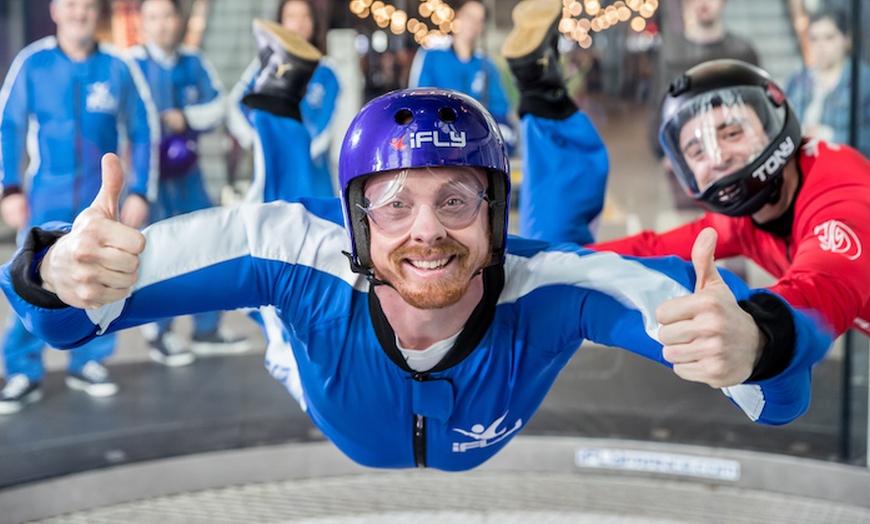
0, 0, 155, 412
130, 0, 250, 366
785, 7, 870, 158
408, 0, 516, 153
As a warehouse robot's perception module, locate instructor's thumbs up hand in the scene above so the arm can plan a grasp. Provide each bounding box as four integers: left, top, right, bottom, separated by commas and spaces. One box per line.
655, 228, 764, 388
40, 154, 146, 309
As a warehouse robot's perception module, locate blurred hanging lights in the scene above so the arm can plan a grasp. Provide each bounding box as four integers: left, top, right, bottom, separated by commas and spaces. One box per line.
559, 0, 659, 48
349, 0, 455, 46
347, 0, 657, 48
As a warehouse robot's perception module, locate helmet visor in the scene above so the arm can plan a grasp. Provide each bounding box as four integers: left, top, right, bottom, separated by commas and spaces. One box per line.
660, 86, 787, 198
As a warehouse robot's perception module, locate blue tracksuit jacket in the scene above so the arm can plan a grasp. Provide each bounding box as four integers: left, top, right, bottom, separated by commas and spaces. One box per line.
0, 37, 157, 224
128, 43, 225, 221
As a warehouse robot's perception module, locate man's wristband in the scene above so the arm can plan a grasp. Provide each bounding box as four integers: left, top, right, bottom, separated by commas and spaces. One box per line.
2, 186, 22, 199
10, 227, 70, 309
739, 292, 795, 382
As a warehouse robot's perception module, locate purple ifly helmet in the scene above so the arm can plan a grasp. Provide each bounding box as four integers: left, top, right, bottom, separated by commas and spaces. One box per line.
159, 132, 199, 179
339, 88, 510, 274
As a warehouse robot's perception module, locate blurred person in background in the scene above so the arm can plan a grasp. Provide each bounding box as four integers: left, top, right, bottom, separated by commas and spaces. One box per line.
0, 0, 155, 413
226, 0, 341, 202
785, 7, 870, 159
408, 0, 517, 155
129, 0, 249, 367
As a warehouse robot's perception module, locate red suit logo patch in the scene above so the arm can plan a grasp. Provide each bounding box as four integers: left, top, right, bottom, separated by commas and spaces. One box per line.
815, 220, 863, 261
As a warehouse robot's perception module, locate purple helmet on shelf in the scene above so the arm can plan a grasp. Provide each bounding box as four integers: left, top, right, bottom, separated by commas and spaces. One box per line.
159, 131, 199, 179
339, 88, 510, 274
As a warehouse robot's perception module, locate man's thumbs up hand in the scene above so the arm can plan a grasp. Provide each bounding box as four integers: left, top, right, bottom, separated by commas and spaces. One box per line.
92, 152, 125, 220
40, 154, 146, 309
692, 227, 726, 292
656, 228, 764, 388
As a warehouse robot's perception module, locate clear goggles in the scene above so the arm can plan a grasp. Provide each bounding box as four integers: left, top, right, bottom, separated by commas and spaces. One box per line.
358, 166, 489, 237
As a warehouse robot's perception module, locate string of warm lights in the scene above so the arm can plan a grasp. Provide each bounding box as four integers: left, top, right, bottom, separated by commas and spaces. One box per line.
349, 0, 455, 45
559, 0, 659, 49
348, 0, 658, 48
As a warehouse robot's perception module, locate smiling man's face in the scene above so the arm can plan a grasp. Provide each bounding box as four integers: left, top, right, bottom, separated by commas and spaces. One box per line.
365, 166, 492, 310
678, 103, 769, 191
51, 0, 101, 48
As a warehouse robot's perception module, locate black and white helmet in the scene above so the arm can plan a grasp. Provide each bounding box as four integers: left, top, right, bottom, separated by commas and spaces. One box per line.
659, 59, 802, 216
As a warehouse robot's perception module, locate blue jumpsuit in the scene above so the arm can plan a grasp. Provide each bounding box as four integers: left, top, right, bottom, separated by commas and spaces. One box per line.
519, 111, 609, 245
129, 43, 226, 338
0, 109, 833, 470
226, 57, 341, 201
0, 37, 155, 379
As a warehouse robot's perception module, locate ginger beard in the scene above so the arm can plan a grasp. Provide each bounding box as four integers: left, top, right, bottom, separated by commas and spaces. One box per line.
372, 228, 492, 310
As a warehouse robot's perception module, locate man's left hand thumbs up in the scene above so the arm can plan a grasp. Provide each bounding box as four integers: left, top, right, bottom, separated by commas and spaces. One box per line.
692, 227, 725, 292
656, 228, 764, 388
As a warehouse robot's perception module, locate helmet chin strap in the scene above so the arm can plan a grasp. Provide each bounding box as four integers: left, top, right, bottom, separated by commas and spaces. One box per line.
766, 172, 785, 205
368, 275, 393, 288
767, 188, 781, 205
343, 250, 393, 287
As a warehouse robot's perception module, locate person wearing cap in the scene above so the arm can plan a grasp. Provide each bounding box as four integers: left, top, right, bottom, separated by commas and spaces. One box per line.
592, 58, 870, 340
0, 12, 833, 469
128, 0, 250, 367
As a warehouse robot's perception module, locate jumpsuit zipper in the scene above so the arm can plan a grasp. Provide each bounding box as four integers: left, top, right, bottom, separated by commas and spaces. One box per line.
413, 414, 426, 467
412, 372, 428, 467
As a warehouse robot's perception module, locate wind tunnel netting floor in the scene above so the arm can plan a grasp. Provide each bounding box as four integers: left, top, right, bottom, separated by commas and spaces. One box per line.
34, 470, 870, 524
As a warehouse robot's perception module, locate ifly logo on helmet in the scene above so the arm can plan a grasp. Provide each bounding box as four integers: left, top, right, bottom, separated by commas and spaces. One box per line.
389, 131, 467, 150
752, 136, 795, 182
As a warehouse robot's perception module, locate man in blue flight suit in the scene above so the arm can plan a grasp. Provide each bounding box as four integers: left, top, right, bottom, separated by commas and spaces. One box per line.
130, 0, 249, 367
1, 11, 832, 469
0, 0, 155, 412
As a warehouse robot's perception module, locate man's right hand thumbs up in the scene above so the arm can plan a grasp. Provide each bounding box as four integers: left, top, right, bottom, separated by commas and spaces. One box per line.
92, 152, 125, 220
40, 154, 146, 309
